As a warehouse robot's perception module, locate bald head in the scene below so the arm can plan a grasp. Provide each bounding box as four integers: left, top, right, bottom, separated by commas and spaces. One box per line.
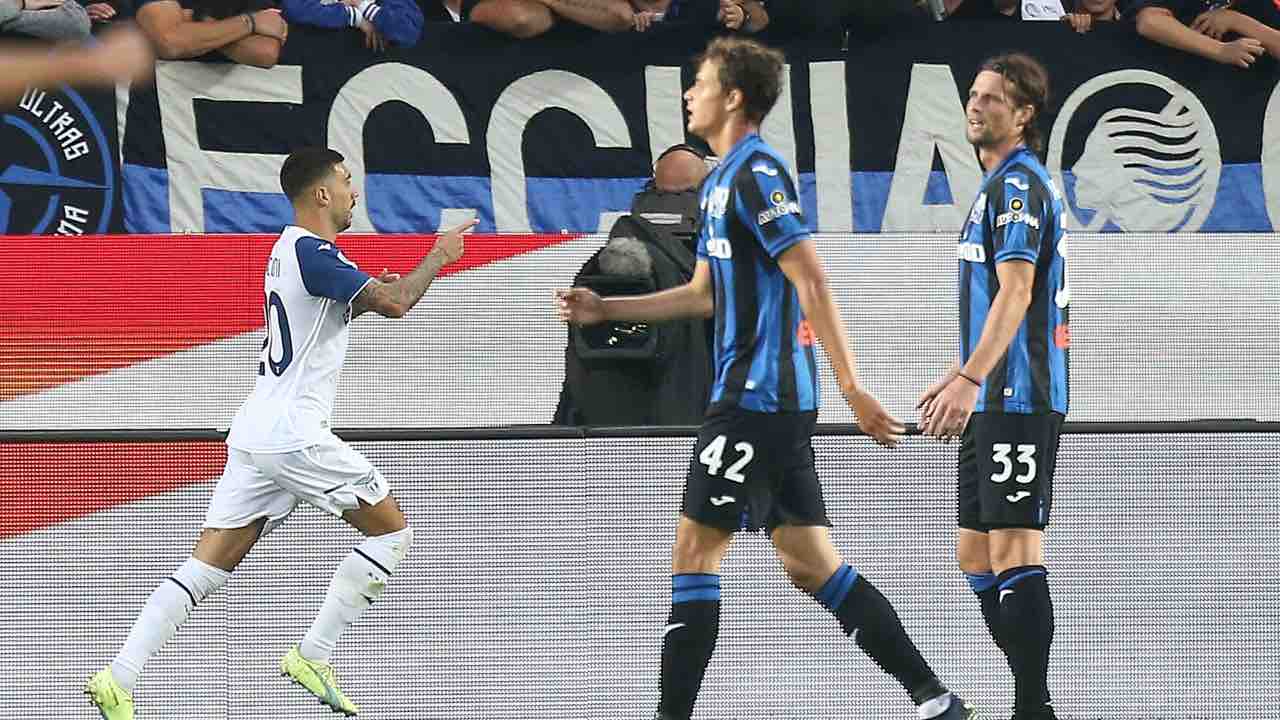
653, 146, 709, 193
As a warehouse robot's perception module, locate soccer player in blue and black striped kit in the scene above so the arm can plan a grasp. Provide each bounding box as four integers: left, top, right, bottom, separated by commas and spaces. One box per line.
920, 53, 1069, 720
558, 36, 977, 720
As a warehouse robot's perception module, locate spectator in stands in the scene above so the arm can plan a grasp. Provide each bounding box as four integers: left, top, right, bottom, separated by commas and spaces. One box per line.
1061, 0, 1118, 31
631, 0, 763, 33
468, 0, 634, 38
419, 0, 461, 21
283, 0, 423, 49
1, 0, 90, 40
1127, 0, 1279, 67
80, 0, 131, 24
134, 0, 287, 67
945, 0, 1125, 23
942, 0, 1019, 17
946, 0, 1089, 19
715, 0, 767, 32
793, 0, 928, 45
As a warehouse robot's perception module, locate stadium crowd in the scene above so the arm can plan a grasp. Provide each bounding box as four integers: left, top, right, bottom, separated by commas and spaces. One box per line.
3, 0, 1280, 69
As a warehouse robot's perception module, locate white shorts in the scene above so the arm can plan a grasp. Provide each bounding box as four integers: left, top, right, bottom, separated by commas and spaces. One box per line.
205, 436, 391, 537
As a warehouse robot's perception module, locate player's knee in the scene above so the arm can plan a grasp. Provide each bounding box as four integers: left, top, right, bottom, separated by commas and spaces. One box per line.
775, 552, 831, 593
375, 525, 414, 566
393, 525, 414, 556
956, 546, 991, 575
670, 529, 728, 573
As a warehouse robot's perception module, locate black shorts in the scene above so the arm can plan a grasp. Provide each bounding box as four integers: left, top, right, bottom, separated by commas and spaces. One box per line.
682, 407, 830, 533
958, 412, 1063, 531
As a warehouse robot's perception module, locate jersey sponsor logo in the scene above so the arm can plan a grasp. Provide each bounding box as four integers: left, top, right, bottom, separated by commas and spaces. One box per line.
751, 162, 779, 177
1006, 490, 1032, 503
661, 622, 687, 638
1, 87, 114, 235
709, 495, 736, 506
1049, 70, 1221, 232
996, 211, 1040, 230
1004, 175, 1030, 191
957, 241, 987, 263
757, 198, 802, 226
706, 236, 732, 259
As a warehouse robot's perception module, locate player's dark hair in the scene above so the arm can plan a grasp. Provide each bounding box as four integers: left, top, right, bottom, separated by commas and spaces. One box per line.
979, 53, 1050, 154
695, 36, 786, 126
280, 148, 344, 202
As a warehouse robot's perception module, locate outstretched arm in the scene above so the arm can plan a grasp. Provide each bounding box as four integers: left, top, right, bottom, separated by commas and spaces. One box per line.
556, 259, 714, 326
352, 220, 475, 318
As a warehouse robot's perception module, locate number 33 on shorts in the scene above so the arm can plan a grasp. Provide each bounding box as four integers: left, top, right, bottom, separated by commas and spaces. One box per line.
990, 442, 1036, 503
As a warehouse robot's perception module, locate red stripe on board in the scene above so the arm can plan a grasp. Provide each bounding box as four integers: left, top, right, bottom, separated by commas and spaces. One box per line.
0, 233, 579, 399
0, 441, 226, 540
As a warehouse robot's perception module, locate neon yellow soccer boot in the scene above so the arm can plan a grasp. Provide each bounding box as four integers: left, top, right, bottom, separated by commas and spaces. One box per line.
280, 645, 360, 716
85, 667, 134, 720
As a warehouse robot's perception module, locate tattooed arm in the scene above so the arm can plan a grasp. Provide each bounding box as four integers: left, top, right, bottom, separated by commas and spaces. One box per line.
351, 220, 474, 319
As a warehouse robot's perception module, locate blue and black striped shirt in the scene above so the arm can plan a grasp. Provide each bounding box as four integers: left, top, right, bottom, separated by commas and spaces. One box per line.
696, 134, 818, 414
958, 146, 1070, 415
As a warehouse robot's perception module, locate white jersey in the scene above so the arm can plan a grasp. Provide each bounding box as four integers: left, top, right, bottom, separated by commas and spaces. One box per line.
226, 225, 372, 453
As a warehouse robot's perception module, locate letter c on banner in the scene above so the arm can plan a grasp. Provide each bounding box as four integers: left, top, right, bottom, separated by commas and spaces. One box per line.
1263, 80, 1280, 231
328, 63, 470, 233
488, 70, 632, 233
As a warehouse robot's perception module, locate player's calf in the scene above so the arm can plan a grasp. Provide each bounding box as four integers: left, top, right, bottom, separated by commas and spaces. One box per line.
300, 525, 414, 663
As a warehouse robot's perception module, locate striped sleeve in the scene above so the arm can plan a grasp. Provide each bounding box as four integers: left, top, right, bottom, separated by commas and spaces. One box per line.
988, 168, 1043, 264
733, 153, 809, 258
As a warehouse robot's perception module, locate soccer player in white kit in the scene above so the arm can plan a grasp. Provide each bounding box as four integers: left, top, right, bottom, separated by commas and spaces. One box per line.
86, 147, 476, 719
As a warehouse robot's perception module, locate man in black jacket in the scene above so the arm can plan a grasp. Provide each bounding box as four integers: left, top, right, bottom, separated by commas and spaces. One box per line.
554, 144, 713, 426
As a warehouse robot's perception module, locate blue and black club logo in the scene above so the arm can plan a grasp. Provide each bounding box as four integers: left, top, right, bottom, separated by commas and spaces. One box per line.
1, 86, 114, 236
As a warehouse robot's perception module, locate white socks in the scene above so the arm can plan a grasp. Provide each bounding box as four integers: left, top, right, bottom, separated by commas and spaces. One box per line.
300, 527, 413, 664
106, 528, 414, 691
111, 558, 230, 693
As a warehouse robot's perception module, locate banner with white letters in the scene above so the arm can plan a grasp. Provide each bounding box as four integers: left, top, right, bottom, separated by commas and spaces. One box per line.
8, 21, 1280, 237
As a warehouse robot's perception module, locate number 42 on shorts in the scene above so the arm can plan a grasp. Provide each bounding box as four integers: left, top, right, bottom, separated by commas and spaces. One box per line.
699, 435, 756, 483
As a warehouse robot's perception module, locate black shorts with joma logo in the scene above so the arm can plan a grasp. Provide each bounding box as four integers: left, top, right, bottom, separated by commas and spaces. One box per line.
958, 411, 1064, 531
682, 406, 829, 533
